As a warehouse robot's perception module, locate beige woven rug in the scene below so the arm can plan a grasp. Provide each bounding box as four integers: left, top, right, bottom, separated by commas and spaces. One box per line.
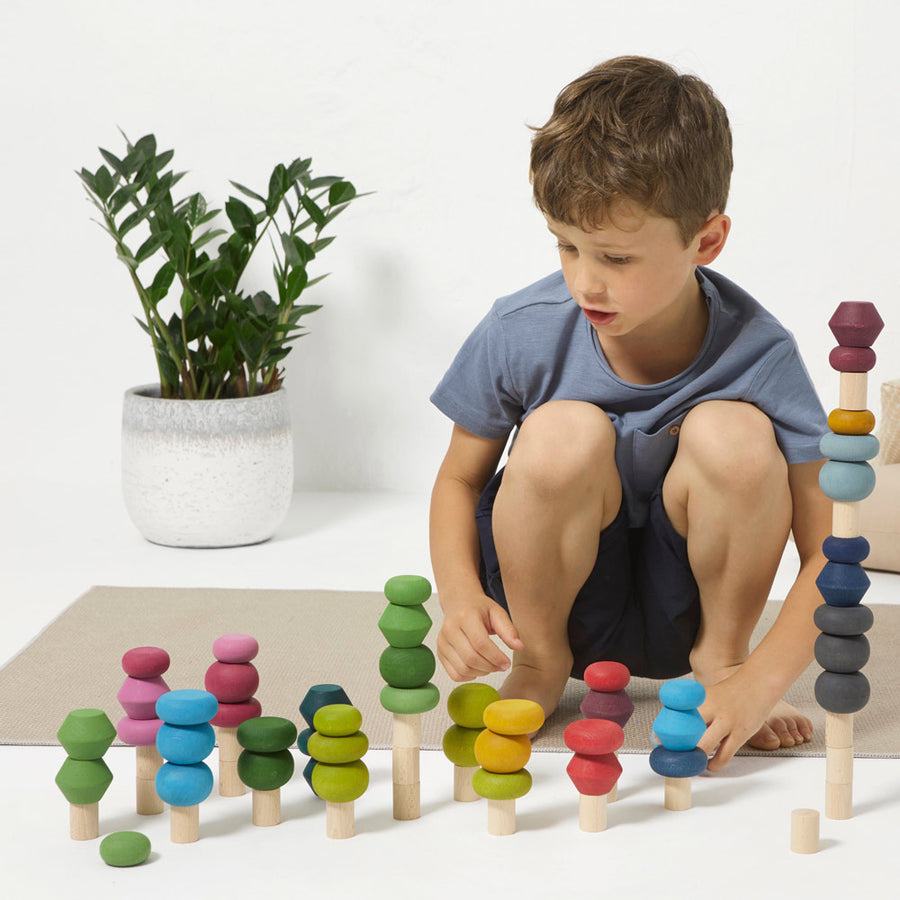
1, 586, 897, 757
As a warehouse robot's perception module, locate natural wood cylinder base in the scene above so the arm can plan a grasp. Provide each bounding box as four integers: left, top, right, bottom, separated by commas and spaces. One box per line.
664, 777, 691, 811
487, 798, 516, 836
579, 793, 608, 832
326, 801, 355, 839
454, 766, 479, 802
217, 727, 245, 797
136, 745, 164, 815
393, 714, 422, 820
393, 782, 421, 820
252, 788, 281, 826
825, 712, 854, 820
170, 804, 199, 843
791, 808, 820, 854
69, 802, 99, 841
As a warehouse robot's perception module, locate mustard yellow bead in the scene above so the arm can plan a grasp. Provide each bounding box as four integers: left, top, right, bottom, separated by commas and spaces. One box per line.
474, 729, 531, 773
827, 408, 875, 435
482, 699, 545, 736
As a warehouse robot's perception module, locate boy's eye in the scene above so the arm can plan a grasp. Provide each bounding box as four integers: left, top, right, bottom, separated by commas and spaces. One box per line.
556, 242, 576, 254
605, 255, 631, 266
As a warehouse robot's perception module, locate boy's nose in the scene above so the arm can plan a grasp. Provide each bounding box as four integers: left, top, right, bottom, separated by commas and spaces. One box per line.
573, 262, 606, 298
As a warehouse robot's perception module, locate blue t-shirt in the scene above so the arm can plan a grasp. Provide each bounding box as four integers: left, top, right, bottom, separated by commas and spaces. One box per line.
431, 266, 827, 526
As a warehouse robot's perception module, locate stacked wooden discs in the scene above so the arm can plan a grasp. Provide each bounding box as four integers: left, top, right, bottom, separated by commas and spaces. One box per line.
564, 718, 624, 832
472, 699, 544, 835
116, 646, 170, 814
649, 680, 707, 811
298, 683, 351, 793
442, 683, 500, 801
815, 300, 883, 821
237, 716, 298, 826
205, 634, 262, 797
378, 575, 440, 820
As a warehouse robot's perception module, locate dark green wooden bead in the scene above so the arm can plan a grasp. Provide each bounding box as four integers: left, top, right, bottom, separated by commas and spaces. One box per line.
472, 767, 532, 800
311, 760, 369, 803
383, 575, 432, 607
313, 704, 362, 737
237, 748, 295, 791
308, 730, 369, 764
379, 645, 435, 689
447, 683, 501, 728
442, 724, 480, 767
380, 683, 441, 714
299, 684, 351, 728
378, 603, 432, 648
99, 831, 151, 867
237, 716, 298, 752
57, 709, 116, 760
55, 757, 113, 804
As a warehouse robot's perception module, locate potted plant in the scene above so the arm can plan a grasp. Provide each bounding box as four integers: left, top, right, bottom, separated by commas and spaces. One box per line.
78, 132, 363, 547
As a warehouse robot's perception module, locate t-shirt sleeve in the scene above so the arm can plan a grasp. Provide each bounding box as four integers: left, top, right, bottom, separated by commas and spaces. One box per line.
430, 307, 522, 440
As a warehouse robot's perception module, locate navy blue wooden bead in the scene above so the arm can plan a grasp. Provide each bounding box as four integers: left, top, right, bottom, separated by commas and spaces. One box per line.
814, 633, 870, 674
814, 671, 870, 714
822, 535, 870, 564
819, 432, 880, 462
814, 602, 874, 636
299, 684, 351, 728
816, 562, 871, 606
649, 746, 708, 778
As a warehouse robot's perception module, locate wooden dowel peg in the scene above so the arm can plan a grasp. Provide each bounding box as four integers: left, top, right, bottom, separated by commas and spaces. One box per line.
832, 502, 860, 538
664, 777, 692, 811
69, 803, 99, 841
487, 798, 516, 836
252, 788, 281, 827
791, 808, 820, 854
454, 765, 479, 802
217, 726, 245, 797
839, 373, 868, 411
170, 805, 199, 844
135, 745, 164, 815
579, 793, 608, 832
393, 713, 422, 820
326, 801, 355, 839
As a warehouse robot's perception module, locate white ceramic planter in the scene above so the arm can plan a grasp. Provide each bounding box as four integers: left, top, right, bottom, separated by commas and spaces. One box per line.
122, 385, 294, 548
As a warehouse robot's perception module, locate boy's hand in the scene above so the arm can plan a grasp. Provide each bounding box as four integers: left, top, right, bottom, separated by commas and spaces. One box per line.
437, 593, 524, 682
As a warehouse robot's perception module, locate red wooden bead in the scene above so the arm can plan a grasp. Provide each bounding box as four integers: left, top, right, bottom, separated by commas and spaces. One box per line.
204, 661, 259, 703
829, 346, 877, 373
566, 753, 623, 796
564, 718, 624, 755
583, 661, 630, 692
211, 697, 262, 728
828, 302, 884, 348
121, 646, 170, 679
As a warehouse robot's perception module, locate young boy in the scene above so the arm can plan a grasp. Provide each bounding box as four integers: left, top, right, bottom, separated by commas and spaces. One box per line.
429, 56, 832, 771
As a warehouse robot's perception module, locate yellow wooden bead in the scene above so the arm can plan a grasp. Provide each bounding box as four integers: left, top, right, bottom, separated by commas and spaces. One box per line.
474, 729, 531, 773
828, 408, 875, 435
482, 699, 545, 736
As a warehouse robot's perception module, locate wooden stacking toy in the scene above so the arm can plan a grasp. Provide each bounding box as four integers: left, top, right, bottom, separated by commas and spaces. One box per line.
298, 683, 352, 794
237, 716, 298, 826
205, 633, 262, 797
564, 718, 624, 832
55, 708, 116, 840
472, 699, 544, 836
155, 689, 217, 843
378, 574, 440, 820
443, 683, 501, 801
580, 660, 633, 802
815, 300, 883, 820
308, 704, 370, 838
649, 680, 707, 811
116, 645, 170, 815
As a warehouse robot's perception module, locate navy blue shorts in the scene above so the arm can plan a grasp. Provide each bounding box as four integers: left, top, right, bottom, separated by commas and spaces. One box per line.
476, 467, 701, 681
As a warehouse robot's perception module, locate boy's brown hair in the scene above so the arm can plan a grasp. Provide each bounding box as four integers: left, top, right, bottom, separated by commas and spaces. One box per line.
530, 56, 733, 245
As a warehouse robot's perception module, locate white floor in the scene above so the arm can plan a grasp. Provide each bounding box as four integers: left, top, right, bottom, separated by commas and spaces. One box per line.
1, 480, 898, 899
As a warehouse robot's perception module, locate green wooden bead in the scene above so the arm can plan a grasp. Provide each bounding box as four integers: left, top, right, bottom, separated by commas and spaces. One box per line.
311, 760, 369, 803
442, 724, 480, 767
236, 716, 298, 753
55, 757, 114, 805
379, 645, 436, 689
384, 575, 432, 607
380, 683, 441, 714
99, 831, 151, 867
308, 730, 369, 764
313, 704, 362, 737
56, 709, 116, 760
447, 683, 501, 728
378, 603, 433, 648
472, 767, 532, 801
237, 748, 295, 791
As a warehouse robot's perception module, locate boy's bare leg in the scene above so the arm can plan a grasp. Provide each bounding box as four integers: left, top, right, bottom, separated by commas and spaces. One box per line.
662, 400, 812, 750
491, 400, 622, 718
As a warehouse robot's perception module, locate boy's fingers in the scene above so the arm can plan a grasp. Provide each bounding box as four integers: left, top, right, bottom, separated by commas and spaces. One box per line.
465, 624, 512, 673
488, 606, 524, 651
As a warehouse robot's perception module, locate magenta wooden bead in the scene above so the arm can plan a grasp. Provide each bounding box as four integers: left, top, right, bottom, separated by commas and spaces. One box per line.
564, 718, 624, 755
211, 697, 262, 728
212, 634, 259, 664
117, 676, 169, 720
204, 661, 259, 703
828, 302, 884, 348
117, 716, 163, 747
580, 689, 635, 726
829, 345, 877, 372
583, 661, 630, 692
121, 646, 170, 679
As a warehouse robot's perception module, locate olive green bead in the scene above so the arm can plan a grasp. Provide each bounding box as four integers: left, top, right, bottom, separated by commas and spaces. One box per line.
313, 704, 363, 737
236, 716, 298, 753
380, 683, 441, 715
378, 603, 433, 648
383, 575, 432, 607
237, 748, 295, 791
57, 709, 116, 760
379, 645, 436, 689
99, 831, 151, 867
471, 767, 532, 801
312, 760, 369, 803
442, 724, 480, 767
55, 757, 114, 805
308, 730, 369, 764
447, 683, 501, 729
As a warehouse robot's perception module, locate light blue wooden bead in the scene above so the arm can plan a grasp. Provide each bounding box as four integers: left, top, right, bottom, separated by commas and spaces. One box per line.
819, 432, 880, 462
156, 722, 216, 765
659, 679, 706, 711
155, 761, 214, 807
653, 707, 706, 751
156, 689, 219, 726
818, 460, 876, 502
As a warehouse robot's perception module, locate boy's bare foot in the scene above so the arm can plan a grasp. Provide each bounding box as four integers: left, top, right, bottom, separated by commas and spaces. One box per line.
498, 659, 571, 730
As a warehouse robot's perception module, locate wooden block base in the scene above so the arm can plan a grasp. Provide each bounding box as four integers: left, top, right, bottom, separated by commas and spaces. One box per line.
825, 712, 854, 819
664, 777, 691, 811
826, 781, 853, 820
170, 804, 199, 843
487, 798, 516, 836
326, 801, 355, 839
217, 726, 245, 797
393, 713, 422, 819
790, 808, 820, 854
393, 781, 421, 820
252, 788, 281, 827
579, 793, 608, 832
135, 745, 164, 815
453, 765, 479, 802
69, 802, 99, 841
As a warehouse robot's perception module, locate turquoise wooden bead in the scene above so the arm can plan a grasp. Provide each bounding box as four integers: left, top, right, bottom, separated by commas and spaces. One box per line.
819, 432, 880, 462
156, 722, 215, 765
818, 460, 876, 502
156, 689, 218, 726
155, 761, 214, 807
658, 679, 706, 711
653, 707, 706, 751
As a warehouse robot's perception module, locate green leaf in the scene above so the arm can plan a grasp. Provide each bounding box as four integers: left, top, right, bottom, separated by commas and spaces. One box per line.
193, 228, 227, 251
225, 197, 257, 243
116, 246, 139, 270
134, 134, 157, 161
135, 230, 170, 263
148, 261, 176, 303
230, 180, 266, 205
94, 165, 115, 201
291, 235, 316, 266
99, 149, 127, 178
287, 157, 312, 182
285, 266, 308, 302
328, 181, 357, 205
299, 193, 326, 228
308, 175, 343, 189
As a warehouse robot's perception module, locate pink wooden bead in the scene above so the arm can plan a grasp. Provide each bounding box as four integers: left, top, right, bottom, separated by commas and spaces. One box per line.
117, 675, 169, 720
204, 661, 259, 703
564, 718, 625, 755
117, 715, 163, 747
828, 301, 884, 348
212, 634, 259, 664
829, 345, 877, 373
583, 660, 630, 692
121, 646, 170, 678
211, 697, 262, 728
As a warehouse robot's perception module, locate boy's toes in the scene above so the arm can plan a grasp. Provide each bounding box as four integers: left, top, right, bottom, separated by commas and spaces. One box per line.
747, 722, 784, 751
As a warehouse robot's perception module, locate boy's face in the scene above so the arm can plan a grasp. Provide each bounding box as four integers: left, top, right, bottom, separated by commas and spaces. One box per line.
546, 203, 728, 345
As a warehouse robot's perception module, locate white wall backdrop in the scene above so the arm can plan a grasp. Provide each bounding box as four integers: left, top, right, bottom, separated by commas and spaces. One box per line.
2, 0, 898, 494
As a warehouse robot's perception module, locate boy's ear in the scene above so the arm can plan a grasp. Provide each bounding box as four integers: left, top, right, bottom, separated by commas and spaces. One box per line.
693, 213, 730, 265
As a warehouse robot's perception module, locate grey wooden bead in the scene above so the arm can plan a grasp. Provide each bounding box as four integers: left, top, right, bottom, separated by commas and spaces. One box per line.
814, 633, 870, 674
814, 603, 874, 637
814, 671, 870, 714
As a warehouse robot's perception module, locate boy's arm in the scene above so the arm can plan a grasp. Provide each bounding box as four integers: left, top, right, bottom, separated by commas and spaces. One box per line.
698, 458, 831, 770
429, 424, 524, 681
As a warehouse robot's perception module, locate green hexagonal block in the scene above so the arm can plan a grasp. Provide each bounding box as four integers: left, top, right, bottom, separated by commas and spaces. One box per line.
442, 724, 480, 767
308, 730, 369, 765
237, 748, 295, 791
57, 709, 116, 760
383, 575, 432, 607
379, 683, 441, 715
472, 767, 532, 801
378, 603, 432, 648
379, 645, 436, 689
55, 757, 114, 804
311, 760, 369, 803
